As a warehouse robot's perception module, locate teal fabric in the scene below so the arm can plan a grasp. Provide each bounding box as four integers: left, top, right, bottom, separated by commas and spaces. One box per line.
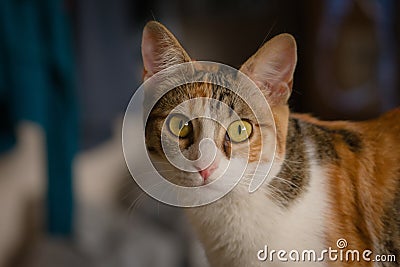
0, 0, 77, 235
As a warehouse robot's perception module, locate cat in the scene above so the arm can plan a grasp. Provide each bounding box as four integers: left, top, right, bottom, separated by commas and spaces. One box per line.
140, 21, 400, 266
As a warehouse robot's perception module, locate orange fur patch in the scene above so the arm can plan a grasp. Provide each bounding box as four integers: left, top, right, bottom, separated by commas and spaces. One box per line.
294, 108, 400, 266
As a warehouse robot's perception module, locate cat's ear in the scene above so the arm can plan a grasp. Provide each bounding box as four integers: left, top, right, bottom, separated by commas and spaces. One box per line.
240, 34, 297, 105
141, 21, 191, 80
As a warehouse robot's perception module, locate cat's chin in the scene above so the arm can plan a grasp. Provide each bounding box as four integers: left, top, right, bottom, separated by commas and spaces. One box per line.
168, 177, 216, 188
165, 172, 231, 189
164, 174, 204, 187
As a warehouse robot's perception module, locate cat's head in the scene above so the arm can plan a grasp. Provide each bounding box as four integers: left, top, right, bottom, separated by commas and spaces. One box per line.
142, 21, 296, 190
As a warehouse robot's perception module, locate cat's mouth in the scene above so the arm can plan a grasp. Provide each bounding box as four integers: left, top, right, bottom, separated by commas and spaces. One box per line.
195, 160, 220, 185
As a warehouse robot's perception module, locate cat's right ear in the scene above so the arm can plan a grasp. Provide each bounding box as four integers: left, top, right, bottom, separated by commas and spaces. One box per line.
141, 21, 191, 80
240, 34, 297, 106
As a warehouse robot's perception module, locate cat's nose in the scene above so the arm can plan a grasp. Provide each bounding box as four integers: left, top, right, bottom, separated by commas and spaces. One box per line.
196, 163, 218, 181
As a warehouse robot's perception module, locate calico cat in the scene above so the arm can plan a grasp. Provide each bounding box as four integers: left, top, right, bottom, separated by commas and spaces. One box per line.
141, 21, 400, 266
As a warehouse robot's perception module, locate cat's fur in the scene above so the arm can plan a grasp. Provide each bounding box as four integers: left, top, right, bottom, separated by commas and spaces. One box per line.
141, 21, 400, 266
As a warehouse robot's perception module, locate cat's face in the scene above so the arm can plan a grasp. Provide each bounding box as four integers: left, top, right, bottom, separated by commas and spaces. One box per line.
142, 21, 297, 190
145, 82, 277, 187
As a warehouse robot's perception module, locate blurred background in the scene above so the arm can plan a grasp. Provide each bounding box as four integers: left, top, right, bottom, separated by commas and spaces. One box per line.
0, 0, 399, 266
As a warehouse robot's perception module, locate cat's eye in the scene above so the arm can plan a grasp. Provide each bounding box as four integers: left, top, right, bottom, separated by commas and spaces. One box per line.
226, 120, 252, 143
167, 114, 193, 138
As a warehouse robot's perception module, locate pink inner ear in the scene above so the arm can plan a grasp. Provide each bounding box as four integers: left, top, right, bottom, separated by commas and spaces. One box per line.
141, 29, 160, 79
141, 22, 191, 81
240, 34, 297, 105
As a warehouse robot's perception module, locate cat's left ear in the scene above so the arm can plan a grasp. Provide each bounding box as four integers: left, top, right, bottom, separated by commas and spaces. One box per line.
141, 21, 191, 80
240, 34, 297, 106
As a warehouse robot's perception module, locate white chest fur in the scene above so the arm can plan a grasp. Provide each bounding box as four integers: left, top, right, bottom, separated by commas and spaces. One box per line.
186, 161, 329, 267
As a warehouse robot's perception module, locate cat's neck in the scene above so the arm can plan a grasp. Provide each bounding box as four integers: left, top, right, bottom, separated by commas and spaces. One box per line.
185, 116, 330, 266
267, 117, 312, 207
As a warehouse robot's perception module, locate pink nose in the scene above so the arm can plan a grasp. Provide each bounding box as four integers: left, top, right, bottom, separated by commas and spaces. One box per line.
197, 163, 218, 180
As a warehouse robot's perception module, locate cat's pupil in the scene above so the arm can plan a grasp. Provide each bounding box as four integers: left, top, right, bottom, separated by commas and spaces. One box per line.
238, 125, 242, 135
225, 132, 230, 141
179, 120, 183, 129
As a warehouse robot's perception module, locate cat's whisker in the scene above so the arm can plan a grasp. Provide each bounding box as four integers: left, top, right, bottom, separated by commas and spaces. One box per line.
120, 186, 139, 202
267, 183, 287, 194
265, 188, 283, 205
241, 173, 300, 192
267, 184, 290, 203
126, 179, 166, 215
241, 173, 266, 187
243, 171, 268, 177
242, 172, 271, 182
257, 19, 277, 51
246, 169, 267, 174
276, 154, 300, 162
272, 176, 299, 189
127, 191, 147, 218
277, 158, 298, 173
276, 156, 303, 165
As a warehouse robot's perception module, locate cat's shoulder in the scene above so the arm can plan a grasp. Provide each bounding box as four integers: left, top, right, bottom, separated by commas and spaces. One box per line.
290, 107, 400, 134
371, 107, 400, 129
290, 108, 400, 155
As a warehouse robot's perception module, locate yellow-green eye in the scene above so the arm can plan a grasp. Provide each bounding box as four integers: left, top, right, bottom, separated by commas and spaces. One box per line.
227, 120, 252, 143
168, 114, 192, 138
